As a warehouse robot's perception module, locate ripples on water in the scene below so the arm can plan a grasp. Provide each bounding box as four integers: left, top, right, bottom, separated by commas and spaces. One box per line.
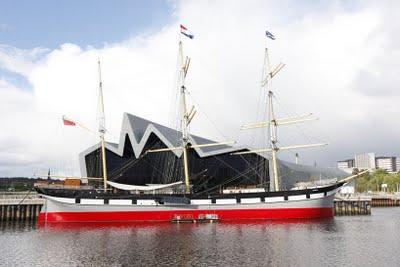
1, 208, 400, 267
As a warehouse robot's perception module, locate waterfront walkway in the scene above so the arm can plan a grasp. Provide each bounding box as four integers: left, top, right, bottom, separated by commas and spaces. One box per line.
0, 192, 44, 221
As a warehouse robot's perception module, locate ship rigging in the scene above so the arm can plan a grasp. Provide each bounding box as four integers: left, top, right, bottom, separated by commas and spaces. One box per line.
34, 27, 366, 223
232, 36, 327, 191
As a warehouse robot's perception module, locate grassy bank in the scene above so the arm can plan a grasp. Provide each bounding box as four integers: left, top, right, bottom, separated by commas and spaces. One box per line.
356, 169, 400, 193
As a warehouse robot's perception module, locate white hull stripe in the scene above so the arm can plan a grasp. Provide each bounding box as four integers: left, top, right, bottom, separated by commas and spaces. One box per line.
40, 189, 337, 213
109, 199, 133, 205
42, 194, 335, 213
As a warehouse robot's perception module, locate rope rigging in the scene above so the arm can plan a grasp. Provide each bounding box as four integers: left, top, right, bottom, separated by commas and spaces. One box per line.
185, 85, 269, 188
193, 156, 268, 196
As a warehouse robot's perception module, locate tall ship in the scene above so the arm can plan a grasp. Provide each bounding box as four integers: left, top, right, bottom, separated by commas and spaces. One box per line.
35, 27, 363, 223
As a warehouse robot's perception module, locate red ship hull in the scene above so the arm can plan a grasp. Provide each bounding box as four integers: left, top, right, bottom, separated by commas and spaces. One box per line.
38, 207, 333, 223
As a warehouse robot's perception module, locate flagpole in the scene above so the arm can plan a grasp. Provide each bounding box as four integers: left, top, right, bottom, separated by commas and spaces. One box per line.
179, 23, 182, 43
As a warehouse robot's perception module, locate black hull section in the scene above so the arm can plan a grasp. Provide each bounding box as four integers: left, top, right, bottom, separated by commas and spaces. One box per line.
35, 182, 344, 203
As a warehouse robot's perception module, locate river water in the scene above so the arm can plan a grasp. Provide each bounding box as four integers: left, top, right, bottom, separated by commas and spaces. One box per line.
1, 208, 400, 267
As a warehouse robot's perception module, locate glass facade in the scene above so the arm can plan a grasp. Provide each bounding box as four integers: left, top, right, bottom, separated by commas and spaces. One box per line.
85, 133, 270, 194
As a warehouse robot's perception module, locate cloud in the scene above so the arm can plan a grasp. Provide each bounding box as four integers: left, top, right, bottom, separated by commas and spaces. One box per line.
0, 79, 38, 175
0, 45, 48, 76
0, 23, 12, 32
354, 69, 400, 97
0, 0, 400, 176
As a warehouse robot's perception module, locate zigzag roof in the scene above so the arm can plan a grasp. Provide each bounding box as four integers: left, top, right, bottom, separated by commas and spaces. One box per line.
79, 113, 245, 176
79, 112, 347, 180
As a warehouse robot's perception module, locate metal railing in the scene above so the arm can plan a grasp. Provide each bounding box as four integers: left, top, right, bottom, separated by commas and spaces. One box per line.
0, 191, 39, 199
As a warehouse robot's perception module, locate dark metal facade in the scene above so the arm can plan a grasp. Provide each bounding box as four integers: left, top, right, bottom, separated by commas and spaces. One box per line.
81, 113, 347, 193
85, 133, 270, 194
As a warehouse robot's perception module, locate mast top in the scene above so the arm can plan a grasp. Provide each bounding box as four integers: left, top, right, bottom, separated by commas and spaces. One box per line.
97, 59, 108, 190
233, 31, 327, 191
98, 59, 106, 134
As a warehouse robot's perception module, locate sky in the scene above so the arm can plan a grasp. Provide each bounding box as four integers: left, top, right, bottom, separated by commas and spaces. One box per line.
0, 0, 399, 177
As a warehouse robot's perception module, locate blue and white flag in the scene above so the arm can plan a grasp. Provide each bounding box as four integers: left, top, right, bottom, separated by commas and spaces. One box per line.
266, 31, 275, 40
180, 24, 194, 39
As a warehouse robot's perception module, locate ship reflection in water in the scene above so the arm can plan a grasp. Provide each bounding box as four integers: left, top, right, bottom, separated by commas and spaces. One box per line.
2, 208, 400, 267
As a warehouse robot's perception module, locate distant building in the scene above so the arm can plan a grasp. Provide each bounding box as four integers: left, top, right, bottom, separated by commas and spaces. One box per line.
337, 159, 355, 174
355, 153, 376, 169
397, 158, 400, 173
337, 159, 355, 169
338, 153, 400, 173
376, 156, 397, 172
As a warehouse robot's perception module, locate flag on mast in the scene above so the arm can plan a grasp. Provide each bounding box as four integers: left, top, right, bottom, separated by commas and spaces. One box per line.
180, 24, 194, 39
62, 115, 76, 126
266, 30, 275, 40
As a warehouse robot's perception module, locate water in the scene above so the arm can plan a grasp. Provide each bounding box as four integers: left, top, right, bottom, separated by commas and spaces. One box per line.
1, 208, 400, 267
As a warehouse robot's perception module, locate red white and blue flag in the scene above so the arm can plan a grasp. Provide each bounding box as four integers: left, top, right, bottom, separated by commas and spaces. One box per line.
180, 24, 194, 39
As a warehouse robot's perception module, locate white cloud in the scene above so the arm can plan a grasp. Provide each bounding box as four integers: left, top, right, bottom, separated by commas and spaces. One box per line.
0, 0, 400, 176
0, 23, 12, 32
0, 44, 48, 76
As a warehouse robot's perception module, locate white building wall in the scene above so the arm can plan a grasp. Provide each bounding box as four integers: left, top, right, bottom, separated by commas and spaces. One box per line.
355, 153, 376, 169
376, 157, 396, 172
337, 159, 355, 174
337, 162, 349, 169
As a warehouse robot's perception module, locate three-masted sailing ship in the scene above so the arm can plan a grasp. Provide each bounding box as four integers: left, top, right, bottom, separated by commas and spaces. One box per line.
35, 27, 363, 223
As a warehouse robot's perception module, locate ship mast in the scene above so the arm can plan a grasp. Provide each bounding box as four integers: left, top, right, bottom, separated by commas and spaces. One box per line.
178, 41, 192, 194
233, 34, 327, 191
146, 33, 235, 194
268, 93, 280, 191
146, 40, 193, 194
175, 41, 234, 193
98, 60, 108, 190
265, 45, 280, 191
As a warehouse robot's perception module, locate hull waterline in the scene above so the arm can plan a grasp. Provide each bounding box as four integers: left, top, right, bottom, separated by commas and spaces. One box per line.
38, 187, 338, 223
